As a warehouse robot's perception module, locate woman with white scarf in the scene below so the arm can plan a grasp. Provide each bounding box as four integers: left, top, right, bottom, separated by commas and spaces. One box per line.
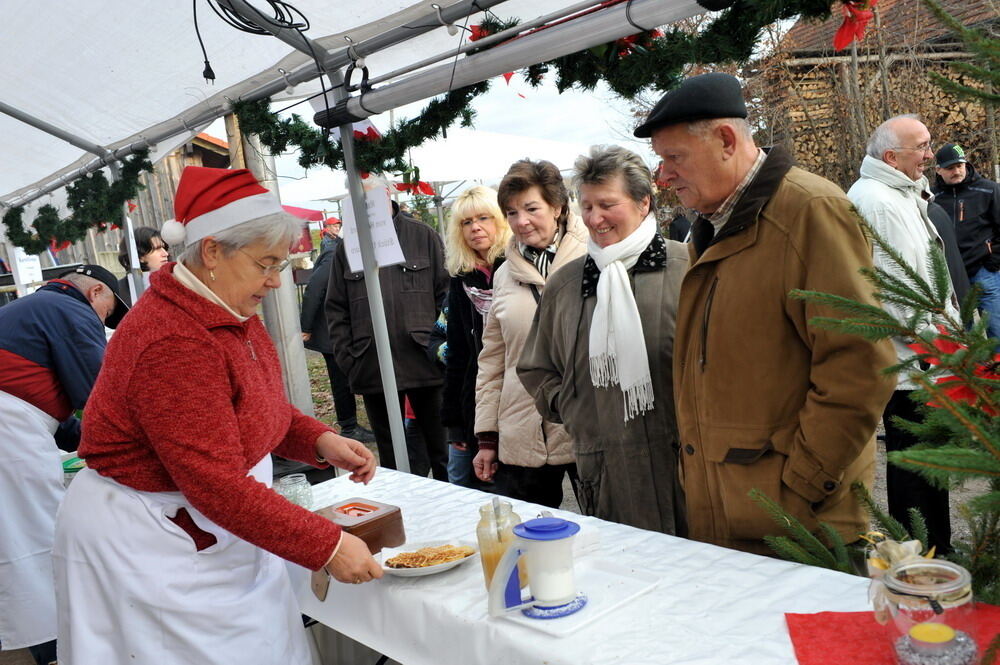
518, 146, 688, 534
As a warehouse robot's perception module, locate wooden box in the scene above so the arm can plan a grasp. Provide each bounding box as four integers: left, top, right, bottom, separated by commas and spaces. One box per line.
315, 497, 405, 554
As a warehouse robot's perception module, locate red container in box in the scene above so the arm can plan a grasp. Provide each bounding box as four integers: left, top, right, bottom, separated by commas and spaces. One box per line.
315, 497, 405, 555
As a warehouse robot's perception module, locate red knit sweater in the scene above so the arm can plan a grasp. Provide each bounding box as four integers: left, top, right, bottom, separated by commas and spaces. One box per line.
80, 264, 341, 570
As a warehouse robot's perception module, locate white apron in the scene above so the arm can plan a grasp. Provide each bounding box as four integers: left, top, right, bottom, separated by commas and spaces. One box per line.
53, 455, 312, 665
0, 390, 62, 650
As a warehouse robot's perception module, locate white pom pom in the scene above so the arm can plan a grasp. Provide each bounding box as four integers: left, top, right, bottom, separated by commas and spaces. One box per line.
160, 219, 186, 246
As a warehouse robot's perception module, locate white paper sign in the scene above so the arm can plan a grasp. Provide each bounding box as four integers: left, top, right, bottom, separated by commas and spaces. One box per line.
341, 185, 405, 273
12, 246, 43, 295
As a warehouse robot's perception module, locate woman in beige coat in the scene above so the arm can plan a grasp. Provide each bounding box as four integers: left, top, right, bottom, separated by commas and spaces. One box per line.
472, 159, 587, 508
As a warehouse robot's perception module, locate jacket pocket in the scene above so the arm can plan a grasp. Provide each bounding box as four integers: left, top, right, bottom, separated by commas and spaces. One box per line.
409, 329, 431, 349
700, 277, 718, 370
706, 433, 815, 542
400, 257, 431, 294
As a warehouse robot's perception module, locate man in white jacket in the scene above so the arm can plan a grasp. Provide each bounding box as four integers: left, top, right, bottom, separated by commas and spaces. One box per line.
847, 114, 958, 554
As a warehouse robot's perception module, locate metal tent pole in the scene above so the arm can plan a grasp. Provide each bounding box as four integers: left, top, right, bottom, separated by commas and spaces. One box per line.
217, 0, 410, 471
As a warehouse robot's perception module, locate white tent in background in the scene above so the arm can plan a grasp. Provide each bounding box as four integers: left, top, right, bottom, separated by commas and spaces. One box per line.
408, 128, 592, 183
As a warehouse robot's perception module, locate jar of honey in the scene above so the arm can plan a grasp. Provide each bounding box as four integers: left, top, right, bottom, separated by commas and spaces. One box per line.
476, 500, 526, 590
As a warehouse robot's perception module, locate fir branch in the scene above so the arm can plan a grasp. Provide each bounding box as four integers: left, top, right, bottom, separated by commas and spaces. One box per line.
853, 481, 911, 542
789, 289, 901, 323
912, 374, 996, 454
801, 316, 908, 342
749, 488, 837, 568
818, 522, 853, 574
907, 508, 929, 550
888, 447, 1000, 481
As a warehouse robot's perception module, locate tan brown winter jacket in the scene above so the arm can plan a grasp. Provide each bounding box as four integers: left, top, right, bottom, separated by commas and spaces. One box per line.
674, 145, 896, 554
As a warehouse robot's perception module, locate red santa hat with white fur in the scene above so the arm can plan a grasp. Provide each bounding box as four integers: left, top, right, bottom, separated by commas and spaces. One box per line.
160, 166, 285, 247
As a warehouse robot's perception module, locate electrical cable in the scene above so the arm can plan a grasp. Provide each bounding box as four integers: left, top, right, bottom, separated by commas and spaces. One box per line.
193, 0, 217, 83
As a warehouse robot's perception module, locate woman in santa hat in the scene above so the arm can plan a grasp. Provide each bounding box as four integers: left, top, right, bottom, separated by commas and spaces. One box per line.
52, 166, 382, 664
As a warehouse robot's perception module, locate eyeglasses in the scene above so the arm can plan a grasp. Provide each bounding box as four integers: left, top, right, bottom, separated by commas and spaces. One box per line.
892, 142, 933, 154
238, 248, 290, 276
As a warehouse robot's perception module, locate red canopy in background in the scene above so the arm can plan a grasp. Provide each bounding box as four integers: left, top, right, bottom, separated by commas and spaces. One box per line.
282, 205, 323, 254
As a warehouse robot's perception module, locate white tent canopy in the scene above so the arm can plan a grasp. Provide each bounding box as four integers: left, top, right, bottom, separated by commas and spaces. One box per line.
1, 0, 703, 208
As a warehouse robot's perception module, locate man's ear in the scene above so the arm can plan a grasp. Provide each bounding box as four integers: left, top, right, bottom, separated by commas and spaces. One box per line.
717, 123, 738, 159
883, 150, 899, 170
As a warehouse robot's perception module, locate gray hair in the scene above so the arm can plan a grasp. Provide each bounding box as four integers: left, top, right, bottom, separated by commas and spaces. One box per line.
573, 145, 654, 207
867, 114, 921, 161
177, 212, 303, 267
686, 117, 753, 141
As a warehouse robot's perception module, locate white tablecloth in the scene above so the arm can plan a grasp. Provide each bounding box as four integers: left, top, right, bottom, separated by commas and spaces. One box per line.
291, 468, 870, 665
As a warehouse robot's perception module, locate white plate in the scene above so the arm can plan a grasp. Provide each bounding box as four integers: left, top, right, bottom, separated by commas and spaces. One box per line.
379, 540, 478, 577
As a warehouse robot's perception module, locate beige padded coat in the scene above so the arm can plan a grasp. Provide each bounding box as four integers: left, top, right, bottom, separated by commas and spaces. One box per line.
473, 215, 587, 468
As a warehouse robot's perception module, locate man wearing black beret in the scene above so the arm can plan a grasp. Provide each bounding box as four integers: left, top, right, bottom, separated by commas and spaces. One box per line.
635, 73, 896, 556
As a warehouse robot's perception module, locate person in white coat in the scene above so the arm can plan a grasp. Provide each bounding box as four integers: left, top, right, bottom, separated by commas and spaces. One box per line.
847, 114, 959, 554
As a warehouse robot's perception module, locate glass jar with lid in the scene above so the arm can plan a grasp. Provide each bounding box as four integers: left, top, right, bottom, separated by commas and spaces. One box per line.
873, 559, 977, 665
275, 473, 313, 509
476, 500, 527, 590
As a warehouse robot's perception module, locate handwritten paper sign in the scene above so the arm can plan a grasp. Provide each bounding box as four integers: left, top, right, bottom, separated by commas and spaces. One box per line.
341, 185, 404, 273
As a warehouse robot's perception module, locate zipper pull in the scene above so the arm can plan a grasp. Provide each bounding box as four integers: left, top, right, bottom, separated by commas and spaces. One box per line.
247, 338, 257, 361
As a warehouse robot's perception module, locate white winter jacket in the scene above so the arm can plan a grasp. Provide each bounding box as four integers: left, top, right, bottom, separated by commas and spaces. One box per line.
473, 215, 587, 467
847, 156, 959, 389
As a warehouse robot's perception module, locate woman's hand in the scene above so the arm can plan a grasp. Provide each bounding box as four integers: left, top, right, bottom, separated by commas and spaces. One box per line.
301, 332, 312, 342
473, 448, 498, 482
315, 431, 376, 484
450, 441, 469, 452
324, 532, 383, 585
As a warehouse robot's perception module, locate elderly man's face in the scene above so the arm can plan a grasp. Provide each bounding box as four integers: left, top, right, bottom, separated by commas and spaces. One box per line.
886, 119, 933, 182
651, 123, 733, 214
936, 162, 967, 185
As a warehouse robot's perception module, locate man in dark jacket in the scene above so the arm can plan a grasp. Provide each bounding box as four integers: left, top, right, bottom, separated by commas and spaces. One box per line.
325, 203, 449, 480
0, 265, 126, 664
300, 224, 374, 443
933, 143, 1000, 342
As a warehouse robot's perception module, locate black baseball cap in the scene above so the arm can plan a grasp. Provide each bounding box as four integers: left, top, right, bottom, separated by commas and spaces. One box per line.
60, 264, 130, 328
633, 73, 748, 139
935, 143, 967, 168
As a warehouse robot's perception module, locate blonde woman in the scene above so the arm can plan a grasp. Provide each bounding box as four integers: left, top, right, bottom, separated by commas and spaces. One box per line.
440, 185, 510, 486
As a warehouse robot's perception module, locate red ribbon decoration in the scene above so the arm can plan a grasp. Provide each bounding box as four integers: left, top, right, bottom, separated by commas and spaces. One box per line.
907, 325, 1000, 416
352, 126, 381, 141
394, 181, 436, 196
468, 25, 490, 42
833, 0, 878, 52
127, 200, 137, 212
49, 238, 71, 252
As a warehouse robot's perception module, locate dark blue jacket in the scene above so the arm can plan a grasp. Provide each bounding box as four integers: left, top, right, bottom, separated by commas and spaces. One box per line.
0, 279, 106, 423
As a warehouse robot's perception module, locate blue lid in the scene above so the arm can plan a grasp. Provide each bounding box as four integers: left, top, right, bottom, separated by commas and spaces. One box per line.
513, 517, 580, 541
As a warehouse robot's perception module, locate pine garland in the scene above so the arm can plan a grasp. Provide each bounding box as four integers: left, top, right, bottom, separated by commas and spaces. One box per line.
235, 0, 839, 173
2, 150, 152, 255
232, 82, 489, 174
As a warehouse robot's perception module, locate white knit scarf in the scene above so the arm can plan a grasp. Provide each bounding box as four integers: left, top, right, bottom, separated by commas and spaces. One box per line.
587, 214, 657, 422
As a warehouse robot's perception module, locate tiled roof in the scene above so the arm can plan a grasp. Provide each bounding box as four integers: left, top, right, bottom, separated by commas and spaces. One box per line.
783, 0, 998, 55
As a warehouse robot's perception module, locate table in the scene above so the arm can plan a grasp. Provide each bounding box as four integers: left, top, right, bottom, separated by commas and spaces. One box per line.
291, 468, 871, 665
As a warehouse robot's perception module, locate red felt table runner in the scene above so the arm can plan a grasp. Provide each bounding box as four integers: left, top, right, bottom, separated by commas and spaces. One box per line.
785, 604, 1000, 665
